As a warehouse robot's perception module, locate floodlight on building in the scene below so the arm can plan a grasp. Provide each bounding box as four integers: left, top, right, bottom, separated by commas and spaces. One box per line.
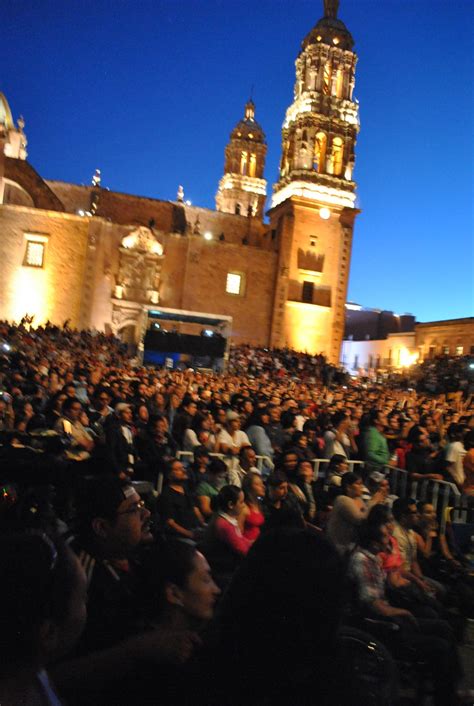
203, 232, 213, 241
319, 207, 331, 220
185, 200, 192, 206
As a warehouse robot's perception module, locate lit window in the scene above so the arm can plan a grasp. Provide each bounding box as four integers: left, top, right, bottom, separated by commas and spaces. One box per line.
443, 346, 450, 355
23, 235, 48, 267
249, 153, 257, 177
455, 345, 464, 356
226, 272, 245, 296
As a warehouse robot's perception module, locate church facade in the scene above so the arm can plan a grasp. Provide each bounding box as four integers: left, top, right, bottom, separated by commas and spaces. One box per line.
0, 1, 359, 363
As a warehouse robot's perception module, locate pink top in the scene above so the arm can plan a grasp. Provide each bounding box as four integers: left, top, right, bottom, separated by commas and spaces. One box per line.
379, 535, 403, 574
243, 507, 265, 542
215, 516, 252, 556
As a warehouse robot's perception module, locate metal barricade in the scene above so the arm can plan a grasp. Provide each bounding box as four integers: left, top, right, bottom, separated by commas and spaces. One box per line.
312, 458, 364, 482
385, 466, 463, 533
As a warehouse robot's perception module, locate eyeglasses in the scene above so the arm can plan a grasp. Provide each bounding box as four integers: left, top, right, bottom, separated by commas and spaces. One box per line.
116, 500, 147, 516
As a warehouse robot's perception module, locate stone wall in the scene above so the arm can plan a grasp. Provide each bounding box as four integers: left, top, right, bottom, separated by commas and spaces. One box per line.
0, 205, 89, 327
415, 318, 474, 359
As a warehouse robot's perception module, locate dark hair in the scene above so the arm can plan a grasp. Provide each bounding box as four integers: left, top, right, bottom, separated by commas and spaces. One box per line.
242, 472, 263, 503
208, 457, 227, 475
193, 444, 210, 461
341, 472, 361, 493
464, 430, 474, 451
216, 528, 343, 698
216, 485, 242, 512
266, 470, 288, 488
0, 532, 79, 671
62, 396, 81, 413
392, 497, 416, 521
331, 411, 348, 428
367, 503, 391, 527
327, 454, 347, 472
140, 540, 197, 616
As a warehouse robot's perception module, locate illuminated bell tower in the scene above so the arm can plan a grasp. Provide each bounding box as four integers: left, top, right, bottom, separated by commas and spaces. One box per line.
268, 0, 359, 363
216, 99, 267, 218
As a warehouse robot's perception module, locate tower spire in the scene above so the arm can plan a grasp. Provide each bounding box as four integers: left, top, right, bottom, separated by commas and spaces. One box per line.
323, 0, 339, 18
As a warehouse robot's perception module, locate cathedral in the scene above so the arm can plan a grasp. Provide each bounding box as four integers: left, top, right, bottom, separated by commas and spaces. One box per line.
0, 0, 359, 364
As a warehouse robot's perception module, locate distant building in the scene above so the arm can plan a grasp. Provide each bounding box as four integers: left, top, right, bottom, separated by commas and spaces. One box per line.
0, 0, 360, 363
344, 302, 415, 341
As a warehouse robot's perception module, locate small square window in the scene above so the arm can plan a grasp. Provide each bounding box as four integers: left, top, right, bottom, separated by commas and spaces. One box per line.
226, 272, 245, 296
455, 345, 463, 356
24, 241, 45, 267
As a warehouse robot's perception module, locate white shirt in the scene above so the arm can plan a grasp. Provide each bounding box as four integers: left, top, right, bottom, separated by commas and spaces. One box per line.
445, 441, 466, 486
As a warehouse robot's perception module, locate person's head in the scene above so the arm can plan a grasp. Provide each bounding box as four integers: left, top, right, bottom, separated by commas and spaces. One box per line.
266, 471, 288, 502
167, 458, 188, 485
75, 477, 152, 557
217, 528, 344, 686
332, 410, 349, 431
242, 471, 265, 503
368, 503, 394, 534
327, 454, 349, 475
184, 400, 198, 417
216, 485, 245, 517
149, 414, 167, 436
141, 541, 220, 627
291, 431, 308, 448
417, 501, 436, 527
226, 410, 241, 432
411, 427, 430, 448
464, 430, 474, 451
392, 497, 418, 528
239, 444, 257, 470
207, 458, 228, 489
280, 449, 299, 475
369, 409, 387, 431
0, 533, 87, 674
359, 519, 391, 554
268, 405, 281, 423
296, 460, 314, 484
115, 402, 133, 425
193, 444, 210, 467
95, 389, 111, 411
447, 423, 463, 442
62, 396, 82, 422
63, 383, 77, 399
136, 404, 149, 423
341, 472, 363, 498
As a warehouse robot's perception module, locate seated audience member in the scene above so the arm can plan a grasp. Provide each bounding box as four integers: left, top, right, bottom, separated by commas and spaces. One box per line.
99, 541, 221, 706
262, 470, 304, 532
200, 485, 252, 588
392, 498, 445, 600
243, 409, 274, 464
215, 411, 250, 456
0, 532, 87, 706
211, 528, 344, 706
54, 396, 95, 462
325, 453, 350, 490
227, 444, 261, 487
290, 430, 315, 463
195, 458, 228, 520
135, 414, 177, 482
327, 472, 385, 556
293, 459, 318, 523
462, 430, 474, 498
158, 458, 206, 540
73, 476, 153, 653
105, 403, 137, 478
241, 471, 265, 541
348, 518, 465, 706
406, 428, 444, 481
186, 444, 211, 493
183, 412, 216, 453
445, 423, 466, 488
171, 398, 198, 448
323, 411, 357, 459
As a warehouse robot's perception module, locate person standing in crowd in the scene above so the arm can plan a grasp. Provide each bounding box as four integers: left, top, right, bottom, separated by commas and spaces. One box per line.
362, 409, 390, 474
445, 423, 466, 488
171, 397, 198, 448
105, 403, 137, 479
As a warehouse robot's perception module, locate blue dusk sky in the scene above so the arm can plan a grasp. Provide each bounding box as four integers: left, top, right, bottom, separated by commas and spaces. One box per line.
3, 0, 473, 322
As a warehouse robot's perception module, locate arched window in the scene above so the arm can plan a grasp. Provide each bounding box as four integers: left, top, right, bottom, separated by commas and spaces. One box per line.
249, 153, 257, 177
332, 137, 344, 176
314, 132, 327, 173
323, 62, 331, 95
335, 69, 344, 98
240, 151, 248, 176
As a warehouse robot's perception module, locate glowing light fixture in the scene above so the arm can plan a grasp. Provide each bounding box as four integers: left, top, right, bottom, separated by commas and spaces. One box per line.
319, 207, 331, 220
203, 232, 213, 241
317, 35, 322, 41
333, 37, 340, 45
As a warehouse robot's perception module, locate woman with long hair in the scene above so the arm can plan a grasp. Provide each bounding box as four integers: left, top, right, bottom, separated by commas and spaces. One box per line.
241, 471, 265, 541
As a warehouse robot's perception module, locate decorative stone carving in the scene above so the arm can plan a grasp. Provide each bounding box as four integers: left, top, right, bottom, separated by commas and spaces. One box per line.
116, 227, 164, 304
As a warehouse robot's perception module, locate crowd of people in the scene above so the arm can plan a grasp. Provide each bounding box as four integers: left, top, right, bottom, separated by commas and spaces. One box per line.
1, 320, 474, 706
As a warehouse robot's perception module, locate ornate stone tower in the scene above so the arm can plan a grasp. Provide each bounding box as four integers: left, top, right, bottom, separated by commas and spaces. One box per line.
268, 0, 359, 363
216, 99, 267, 218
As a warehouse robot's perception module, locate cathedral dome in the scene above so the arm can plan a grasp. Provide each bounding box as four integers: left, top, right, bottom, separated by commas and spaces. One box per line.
0, 92, 15, 130
302, 15, 354, 51
230, 100, 266, 144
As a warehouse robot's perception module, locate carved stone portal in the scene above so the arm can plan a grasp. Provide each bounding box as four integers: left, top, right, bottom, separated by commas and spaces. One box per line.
116, 227, 164, 304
